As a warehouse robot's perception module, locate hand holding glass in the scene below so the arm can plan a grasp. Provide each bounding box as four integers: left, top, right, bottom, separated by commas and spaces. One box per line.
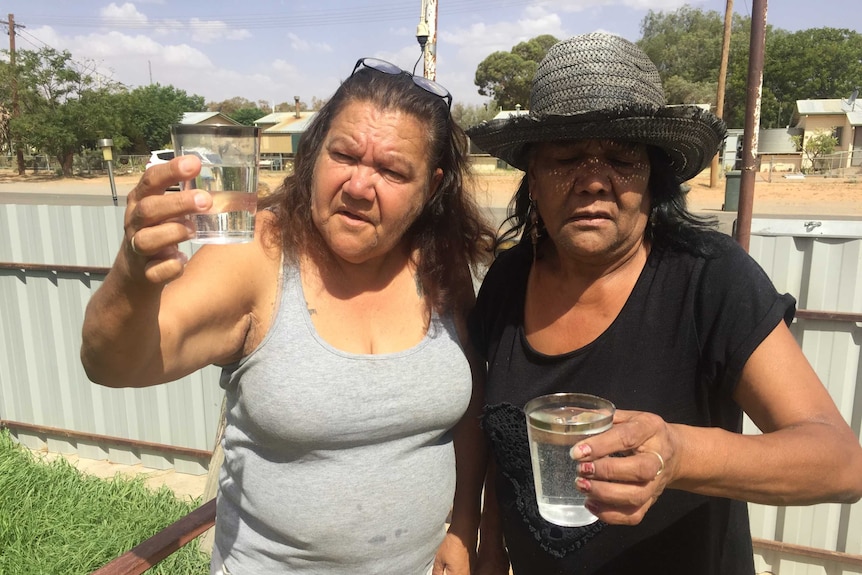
525, 393, 615, 527
170, 124, 260, 244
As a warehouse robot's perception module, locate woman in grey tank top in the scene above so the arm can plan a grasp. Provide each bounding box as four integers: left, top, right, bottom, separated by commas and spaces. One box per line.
82, 57, 495, 574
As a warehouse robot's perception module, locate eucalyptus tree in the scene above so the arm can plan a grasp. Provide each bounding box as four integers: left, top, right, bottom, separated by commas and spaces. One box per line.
4, 46, 128, 176
474, 34, 559, 110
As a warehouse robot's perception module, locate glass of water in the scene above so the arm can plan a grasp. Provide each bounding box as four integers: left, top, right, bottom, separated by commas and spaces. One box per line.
171, 124, 260, 244
525, 392, 615, 527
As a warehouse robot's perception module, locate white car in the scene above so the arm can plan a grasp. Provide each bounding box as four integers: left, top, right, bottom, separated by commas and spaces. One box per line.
145, 149, 180, 190
145, 149, 175, 170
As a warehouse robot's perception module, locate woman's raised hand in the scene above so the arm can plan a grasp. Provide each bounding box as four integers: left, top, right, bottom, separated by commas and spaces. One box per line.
123, 154, 212, 284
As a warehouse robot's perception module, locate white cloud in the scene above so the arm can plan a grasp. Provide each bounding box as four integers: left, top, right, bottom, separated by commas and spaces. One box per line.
188, 19, 251, 43
434, 6, 566, 105
535, 0, 689, 11
442, 8, 564, 53
271, 59, 301, 75
286, 33, 333, 54
100, 2, 149, 25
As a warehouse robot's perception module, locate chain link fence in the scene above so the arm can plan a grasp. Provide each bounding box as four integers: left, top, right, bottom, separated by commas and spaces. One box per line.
0, 153, 150, 176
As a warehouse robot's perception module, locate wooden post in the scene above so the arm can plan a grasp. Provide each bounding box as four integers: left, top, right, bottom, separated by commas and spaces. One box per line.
709, 0, 734, 188
198, 396, 227, 555
1, 14, 26, 175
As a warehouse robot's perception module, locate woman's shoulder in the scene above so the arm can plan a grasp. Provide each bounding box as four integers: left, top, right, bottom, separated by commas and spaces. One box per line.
658, 230, 780, 304
660, 229, 747, 265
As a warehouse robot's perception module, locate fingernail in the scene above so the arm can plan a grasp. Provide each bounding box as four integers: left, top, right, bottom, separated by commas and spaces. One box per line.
579, 462, 595, 477
194, 192, 209, 208
570, 443, 591, 460
575, 477, 591, 492
585, 502, 600, 515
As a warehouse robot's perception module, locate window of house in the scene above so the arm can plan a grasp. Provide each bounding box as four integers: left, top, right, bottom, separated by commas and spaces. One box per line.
832, 126, 843, 144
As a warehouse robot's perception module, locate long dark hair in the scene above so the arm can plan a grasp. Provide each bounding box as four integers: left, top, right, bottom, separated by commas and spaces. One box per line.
259, 67, 494, 313
495, 146, 717, 256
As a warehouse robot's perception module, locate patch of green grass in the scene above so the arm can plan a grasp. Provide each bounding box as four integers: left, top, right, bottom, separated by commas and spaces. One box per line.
0, 428, 209, 574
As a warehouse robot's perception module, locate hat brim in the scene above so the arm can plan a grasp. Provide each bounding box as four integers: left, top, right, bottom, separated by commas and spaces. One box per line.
467, 104, 726, 182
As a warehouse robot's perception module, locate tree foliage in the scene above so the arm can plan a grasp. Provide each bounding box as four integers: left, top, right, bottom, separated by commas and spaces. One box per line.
451, 102, 496, 130
1, 47, 130, 176
638, 7, 751, 126
207, 96, 257, 115
231, 107, 268, 126
474, 35, 558, 109
762, 27, 862, 127
0, 47, 205, 174
638, 7, 862, 129
124, 84, 205, 153
792, 130, 838, 173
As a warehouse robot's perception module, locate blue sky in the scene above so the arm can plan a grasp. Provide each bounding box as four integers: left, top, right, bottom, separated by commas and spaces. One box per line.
2, 1, 858, 109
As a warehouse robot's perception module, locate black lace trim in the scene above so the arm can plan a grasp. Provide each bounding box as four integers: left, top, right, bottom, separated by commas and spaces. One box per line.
482, 402, 604, 558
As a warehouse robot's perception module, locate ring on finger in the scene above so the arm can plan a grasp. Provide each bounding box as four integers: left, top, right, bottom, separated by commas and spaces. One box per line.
130, 233, 142, 256
645, 450, 665, 478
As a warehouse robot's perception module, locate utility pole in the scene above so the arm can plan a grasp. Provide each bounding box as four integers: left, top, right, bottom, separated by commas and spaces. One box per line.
419, 0, 439, 80
1, 14, 25, 175
709, 0, 734, 188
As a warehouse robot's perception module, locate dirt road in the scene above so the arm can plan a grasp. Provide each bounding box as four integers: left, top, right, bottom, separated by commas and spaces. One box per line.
1, 167, 860, 217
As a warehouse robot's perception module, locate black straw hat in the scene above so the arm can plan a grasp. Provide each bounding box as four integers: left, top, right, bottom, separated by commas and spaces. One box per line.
467, 32, 727, 182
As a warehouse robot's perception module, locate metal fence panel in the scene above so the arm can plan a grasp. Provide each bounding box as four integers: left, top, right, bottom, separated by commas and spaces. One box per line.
748, 223, 862, 573
0, 204, 217, 475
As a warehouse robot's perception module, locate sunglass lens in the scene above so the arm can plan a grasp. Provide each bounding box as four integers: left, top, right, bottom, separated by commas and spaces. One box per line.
413, 76, 448, 98
362, 58, 402, 75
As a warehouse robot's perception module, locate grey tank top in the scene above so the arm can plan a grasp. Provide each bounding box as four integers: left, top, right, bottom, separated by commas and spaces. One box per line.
213, 262, 472, 574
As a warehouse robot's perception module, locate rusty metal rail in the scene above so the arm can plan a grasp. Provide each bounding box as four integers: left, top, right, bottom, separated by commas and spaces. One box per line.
753, 537, 862, 567
0, 261, 111, 275
795, 309, 862, 323
1, 420, 212, 461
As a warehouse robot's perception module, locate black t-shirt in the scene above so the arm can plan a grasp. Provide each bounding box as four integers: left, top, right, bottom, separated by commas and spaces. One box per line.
469, 232, 796, 575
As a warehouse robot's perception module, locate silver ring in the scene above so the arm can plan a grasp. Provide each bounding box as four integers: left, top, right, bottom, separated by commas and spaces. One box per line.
130, 233, 142, 256
646, 450, 665, 477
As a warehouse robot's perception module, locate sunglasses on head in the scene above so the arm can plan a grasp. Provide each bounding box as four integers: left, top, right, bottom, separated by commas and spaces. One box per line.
351, 57, 453, 111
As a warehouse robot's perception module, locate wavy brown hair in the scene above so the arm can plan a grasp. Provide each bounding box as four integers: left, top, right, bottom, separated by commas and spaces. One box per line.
259, 66, 494, 314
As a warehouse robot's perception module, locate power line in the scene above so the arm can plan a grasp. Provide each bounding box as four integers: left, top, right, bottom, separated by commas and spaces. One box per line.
11, 0, 534, 31
12, 25, 130, 90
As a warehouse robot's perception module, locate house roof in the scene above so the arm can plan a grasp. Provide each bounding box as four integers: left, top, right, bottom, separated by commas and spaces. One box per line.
796, 99, 848, 115
491, 109, 529, 121
758, 128, 802, 154
180, 111, 239, 125
726, 127, 801, 155
264, 112, 318, 134
793, 97, 862, 126
254, 112, 296, 125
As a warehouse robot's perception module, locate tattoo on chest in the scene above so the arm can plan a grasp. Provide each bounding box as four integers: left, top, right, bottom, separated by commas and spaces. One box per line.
305, 300, 317, 316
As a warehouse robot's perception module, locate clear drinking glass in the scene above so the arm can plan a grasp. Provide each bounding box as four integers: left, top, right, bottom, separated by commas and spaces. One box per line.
525, 392, 615, 527
170, 124, 260, 244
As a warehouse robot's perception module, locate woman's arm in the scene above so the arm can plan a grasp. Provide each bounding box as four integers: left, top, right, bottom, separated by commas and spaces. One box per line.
434, 289, 488, 575
81, 155, 280, 388
672, 320, 862, 504
475, 458, 511, 575
570, 321, 862, 524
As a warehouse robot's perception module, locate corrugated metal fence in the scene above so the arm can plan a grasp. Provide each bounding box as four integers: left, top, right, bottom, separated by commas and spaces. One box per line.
1, 205, 861, 570
0, 204, 222, 475
747, 218, 862, 574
